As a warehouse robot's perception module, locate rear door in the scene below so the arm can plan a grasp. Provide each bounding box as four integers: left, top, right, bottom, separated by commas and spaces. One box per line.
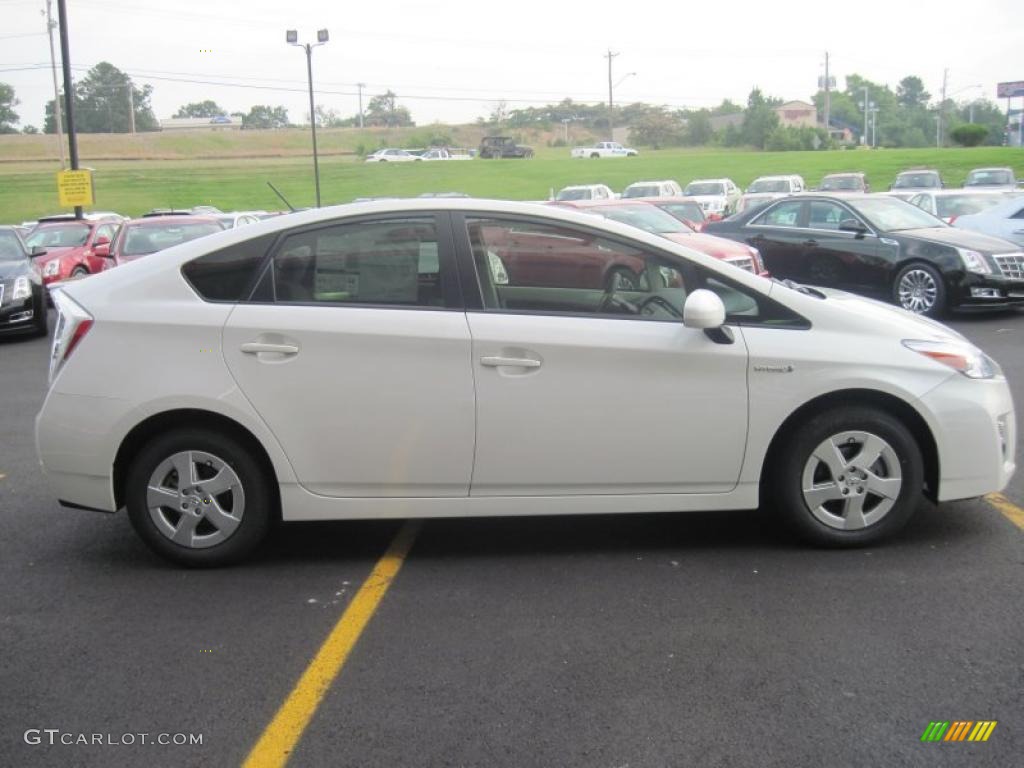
744, 199, 809, 281
222, 213, 476, 498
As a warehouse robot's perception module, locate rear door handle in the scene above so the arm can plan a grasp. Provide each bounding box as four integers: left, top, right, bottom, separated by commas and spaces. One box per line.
241, 342, 299, 355
480, 356, 541, 368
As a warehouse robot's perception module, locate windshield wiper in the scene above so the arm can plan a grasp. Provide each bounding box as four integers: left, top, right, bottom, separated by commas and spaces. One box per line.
776, 278, 826, 299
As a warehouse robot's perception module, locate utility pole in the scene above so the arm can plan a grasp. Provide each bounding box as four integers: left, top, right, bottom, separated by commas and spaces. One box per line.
127, 83, 135, 134
56, 0, 81, 219
357, 82, 365, 128
937, 67, 948, 147
824, 51, 830, 138
44, 0, 66, 168
287, 28, 328, 207
605, 49, 618, 142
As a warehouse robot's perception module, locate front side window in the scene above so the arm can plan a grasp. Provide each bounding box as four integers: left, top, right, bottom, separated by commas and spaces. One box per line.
465, 217, 687, 321
753, 200, 804, 228
807, 201, 851, 230
272, 218, 447, 307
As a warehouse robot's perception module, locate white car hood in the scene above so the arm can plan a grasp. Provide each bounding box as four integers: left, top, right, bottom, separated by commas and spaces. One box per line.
777, 283, 967, 343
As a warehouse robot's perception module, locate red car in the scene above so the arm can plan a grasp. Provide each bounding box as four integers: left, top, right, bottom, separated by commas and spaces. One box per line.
552, 200, 769, 276
625, 196, 709, 232
98, 216, 226, 266
25, 216, 121, 286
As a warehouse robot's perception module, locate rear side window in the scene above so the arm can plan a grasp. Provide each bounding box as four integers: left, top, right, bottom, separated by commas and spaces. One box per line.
181, 233, 277, 301
271, 218, 447, 307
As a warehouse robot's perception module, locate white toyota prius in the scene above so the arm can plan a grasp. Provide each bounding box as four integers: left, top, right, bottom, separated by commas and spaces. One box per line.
36, 199, 1016, 566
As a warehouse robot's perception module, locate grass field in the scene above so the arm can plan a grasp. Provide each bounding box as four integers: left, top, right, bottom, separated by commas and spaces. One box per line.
1, 135, 1022, 223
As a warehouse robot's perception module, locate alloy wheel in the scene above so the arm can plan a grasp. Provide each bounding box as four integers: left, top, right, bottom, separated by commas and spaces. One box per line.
146, 450, 245, 549
897, 269, 938, 313
800, 430, 903, 530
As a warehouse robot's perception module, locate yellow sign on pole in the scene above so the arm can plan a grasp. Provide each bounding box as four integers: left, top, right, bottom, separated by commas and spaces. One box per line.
57, 169, 95, 208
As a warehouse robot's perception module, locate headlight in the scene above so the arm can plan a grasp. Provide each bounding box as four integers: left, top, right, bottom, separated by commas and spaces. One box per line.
12, 276, 31, 301
43, 260, 60, 277
957, 248, 991, 274
903, 339, 999, 379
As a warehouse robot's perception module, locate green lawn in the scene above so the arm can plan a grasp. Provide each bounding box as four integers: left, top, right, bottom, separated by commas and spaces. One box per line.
2, 146, 1022, 223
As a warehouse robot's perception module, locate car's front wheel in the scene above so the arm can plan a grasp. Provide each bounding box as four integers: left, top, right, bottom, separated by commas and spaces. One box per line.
772, 407, 923, 546
894, 262, 946, 317
125, 428, 273, 566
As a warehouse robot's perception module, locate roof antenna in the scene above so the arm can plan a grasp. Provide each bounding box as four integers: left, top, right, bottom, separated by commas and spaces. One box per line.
267, 181, 296, 212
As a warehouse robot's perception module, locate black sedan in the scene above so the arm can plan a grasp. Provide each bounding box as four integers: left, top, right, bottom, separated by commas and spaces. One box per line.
705, 194, 1024, 316
0, 226, 48, 337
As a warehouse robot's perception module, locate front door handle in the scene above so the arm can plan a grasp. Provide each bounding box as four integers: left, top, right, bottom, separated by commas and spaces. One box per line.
241, 341, 299, 356
480, 356, 541, 368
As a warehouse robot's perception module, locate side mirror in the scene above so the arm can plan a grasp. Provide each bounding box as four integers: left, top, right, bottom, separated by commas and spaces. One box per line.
683, 289, 726, 330
839, 219, 867, 235
30, 245, 47, 257
94, 243, 111, 258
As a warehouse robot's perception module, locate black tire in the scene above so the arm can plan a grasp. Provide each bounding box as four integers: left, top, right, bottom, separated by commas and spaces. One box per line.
125, 428, 274, 567
71, 266, 89, 278
771, 406, 923, 547
893, 262, 946, 318
590, 152, 600, 158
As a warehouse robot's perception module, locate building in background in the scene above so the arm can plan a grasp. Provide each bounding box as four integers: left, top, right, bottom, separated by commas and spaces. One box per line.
775, 101, 818, 129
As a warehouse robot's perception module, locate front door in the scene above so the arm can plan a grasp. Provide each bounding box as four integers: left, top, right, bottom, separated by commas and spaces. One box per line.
802, 200, 882, 294
745, 199, 810, 282
222, 214, 476, 498
456, 215, 749, 497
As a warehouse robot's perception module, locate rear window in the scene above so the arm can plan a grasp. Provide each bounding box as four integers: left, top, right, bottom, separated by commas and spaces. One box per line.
181, 233, 277, 301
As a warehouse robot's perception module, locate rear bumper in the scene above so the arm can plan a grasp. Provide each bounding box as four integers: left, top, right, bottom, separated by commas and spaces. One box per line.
920, 375, 1016, 501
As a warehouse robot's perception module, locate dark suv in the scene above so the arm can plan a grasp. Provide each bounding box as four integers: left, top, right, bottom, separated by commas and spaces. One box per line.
479, 136, 533, 159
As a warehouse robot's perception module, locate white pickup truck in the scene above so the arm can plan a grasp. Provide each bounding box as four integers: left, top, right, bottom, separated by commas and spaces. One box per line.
571, 141, 638, 159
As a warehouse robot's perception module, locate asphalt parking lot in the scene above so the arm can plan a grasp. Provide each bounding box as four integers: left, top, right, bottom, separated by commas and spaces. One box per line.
2, 309, 1022, 768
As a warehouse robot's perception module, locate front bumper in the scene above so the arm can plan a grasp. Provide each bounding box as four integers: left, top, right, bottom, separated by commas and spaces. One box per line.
951, 271, 1024, 309
920, 374, 1016, 502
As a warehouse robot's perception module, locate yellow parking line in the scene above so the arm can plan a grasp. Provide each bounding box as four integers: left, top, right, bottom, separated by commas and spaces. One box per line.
984, 493, 1024, 530
242, 520, 422, 768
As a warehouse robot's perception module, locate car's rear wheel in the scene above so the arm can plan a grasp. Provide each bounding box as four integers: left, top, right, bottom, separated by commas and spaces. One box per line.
772, 407, 923, 547
71, 266, 88, 278
893, 262, 945, 317
125, 428, 273, 567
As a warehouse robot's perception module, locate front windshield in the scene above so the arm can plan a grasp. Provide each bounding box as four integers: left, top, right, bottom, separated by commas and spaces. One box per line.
622, 185, 658, 198
556, 188, 592, 201
893, 172, 940, 189
25, 223, 90, 248
0, 230, 26, 260
966, 170, 1012, 186
591, 205, 691, 234
820, 175, 861, 191
748, 179, 789, 193
122, 222, 224, 256
851, 197, 946, 231
935, 194, 1006, 219
685, 182, 725, 196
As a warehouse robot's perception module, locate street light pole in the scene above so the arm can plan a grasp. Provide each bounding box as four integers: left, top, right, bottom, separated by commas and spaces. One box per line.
288, 28, 329, 208
357, 82, 365, 129
605, 49, 618, 142
862, 86, 869, 145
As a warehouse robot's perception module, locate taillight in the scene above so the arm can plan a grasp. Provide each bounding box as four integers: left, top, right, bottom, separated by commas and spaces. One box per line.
49, 289, 94, 385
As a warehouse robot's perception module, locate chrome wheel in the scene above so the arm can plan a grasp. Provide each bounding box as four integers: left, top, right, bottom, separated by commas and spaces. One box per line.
897, 269, 938, 313
801, 430, 903, 531
146, 450, 245, 549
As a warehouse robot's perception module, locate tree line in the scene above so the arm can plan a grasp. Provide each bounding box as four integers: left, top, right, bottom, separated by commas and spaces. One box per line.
0, 62, 1010, 149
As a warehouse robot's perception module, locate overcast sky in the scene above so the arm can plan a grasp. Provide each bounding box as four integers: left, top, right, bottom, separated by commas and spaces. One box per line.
2, 0, 1022, 128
